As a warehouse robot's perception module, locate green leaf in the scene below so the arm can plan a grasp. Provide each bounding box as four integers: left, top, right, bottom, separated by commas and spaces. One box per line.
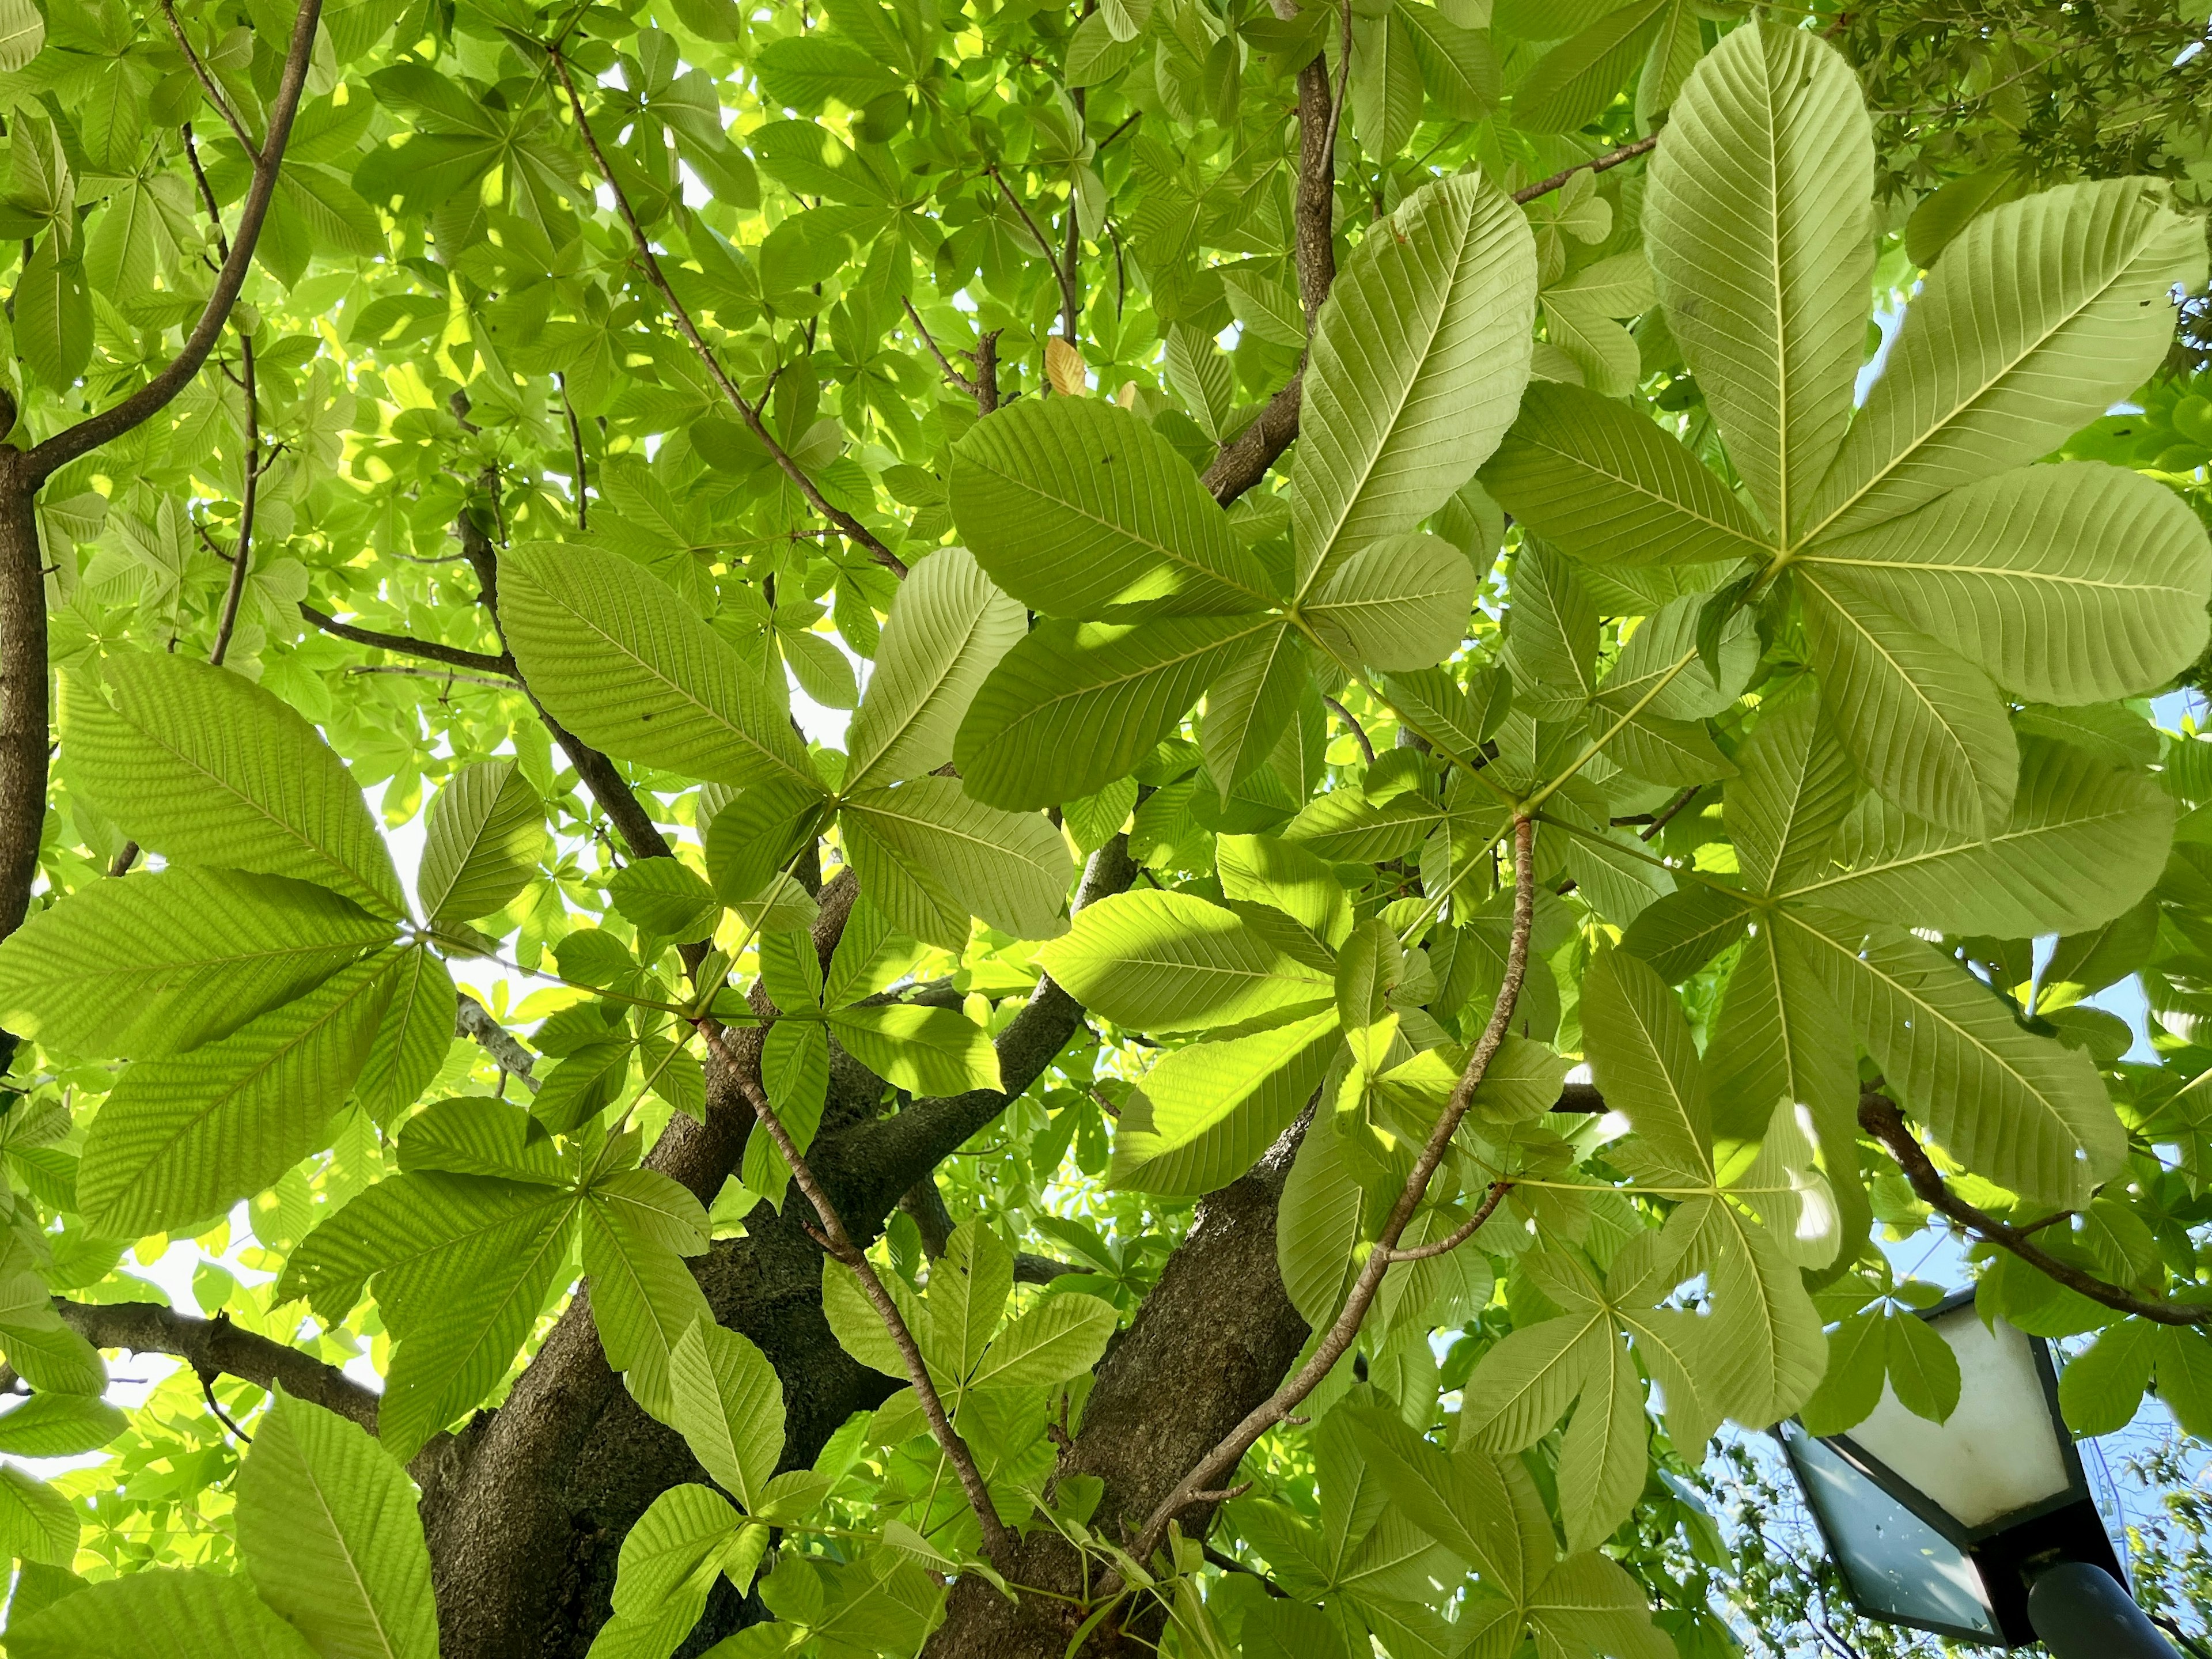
926, 1219, 1012, 1383
1726, 685, 1857, 896
828, 1003, 1002, 1095
1305, 534, 1476, 672
1785, 906, 2123, 1208
1482, 381, 1771, 569
78, 953, 396, 1238
1580, 950, 1710, 1188
1398, 3, 1498, 119
499, 542, 814, 789
3, 1570, 319, 1659
16, 239, 90, 392
0, 1393, 124, 1457
607, 859, 721, 942
1685, 1195, 1828, 1426
703, 779, 830, 911
1201, 622, 1309, 797
953, 614, 1276, 809
1513, 0, 1667, 134
354, 947, 456, 1127
1796, 1310, 1888, 1435
1808, 179, 2208, 540
1294, 174, 1537, 596
949, 398, 1273, 617
0, 0, 43, 73
1798, 461, 2212, 704
966, 1291, 1119, 1391
596, 1483, 745, 1652
1884, 1309, 1962, 1424
668, 1319, 786, 1512
1218, 833, 1353, 949
585, 1170, 713, 1423
1109, 1009, 1342, 1194
60, 655, 406, 918
2056, 1317, 2153, 1436
1799, 573, 2017, 837
821, 1257, 928, 1382
845, 547, 1027, 788
397, 1097, 566, 1184
1646, 24, 1873, 541
1036, 889, 1335, 1031
0, 1465, 77, 1566
0, 870, 391, 1061
1793, 740, 2175, 938
840, 776, 1071, 948
418, 759, 545, 923
237, 1392, 439, 1659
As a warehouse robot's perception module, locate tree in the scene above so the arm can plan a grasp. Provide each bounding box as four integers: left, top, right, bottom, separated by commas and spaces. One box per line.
0, 1, 2203, 1656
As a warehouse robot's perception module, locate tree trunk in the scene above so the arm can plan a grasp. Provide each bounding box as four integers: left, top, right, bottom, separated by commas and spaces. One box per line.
0, 459, 43, 949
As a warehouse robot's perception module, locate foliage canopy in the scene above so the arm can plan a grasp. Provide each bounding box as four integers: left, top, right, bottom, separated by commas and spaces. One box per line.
0, 1, 2202, 1657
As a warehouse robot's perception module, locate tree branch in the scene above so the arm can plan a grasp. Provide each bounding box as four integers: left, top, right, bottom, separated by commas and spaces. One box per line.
50, 1298, 378, 1432
297, 603, 516, 676
545, 47, 906, 578
1510, 134, 1660, 206
157, 0, 257, 154
986, 164, 1081, 341
26, 0, 325, 483
898, 1175, 1077, 1286
1320, 694, 1376, 764
207, 335, 259, 666
1857, 1092, 2211, 1327
1202, 372, 1302, 507
1128, 813, 1535, 1565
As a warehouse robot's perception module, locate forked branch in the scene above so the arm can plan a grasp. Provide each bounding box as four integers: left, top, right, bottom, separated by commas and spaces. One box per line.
1127, 813, 1537, 1564
1858, 1092, 2211, 1327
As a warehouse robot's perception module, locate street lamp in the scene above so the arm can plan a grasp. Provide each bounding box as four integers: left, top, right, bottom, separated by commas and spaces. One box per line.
1775, 1289, 2177, 1657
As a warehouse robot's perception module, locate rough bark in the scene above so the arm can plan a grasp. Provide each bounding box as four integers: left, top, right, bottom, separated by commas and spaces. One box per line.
0, 467, 44, 944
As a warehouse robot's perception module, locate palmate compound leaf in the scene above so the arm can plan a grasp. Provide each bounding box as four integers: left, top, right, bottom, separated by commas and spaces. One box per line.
590, 1483, 766, 1659
946, 396, 1275, 617
1109, 1009, 1343, 1194
77, 952, 397, 1239
60, 654, 406, 919
1349, 1408, 1673, 1659
0, 868, 393, 1060
498, 541, 815, 790
236, 1392, 438, 1659
1201, 621, 1310, 799
416, 757, 547, 925
1794, 460, 2212, 707
1293, 172, 1537, 597
3, 1570, 320, 1659
842, 545, 1026, 789
838, 774, 1073, 950
1035, 889, 1336, 1032
825, 1003, 1002, 1096
953, 612, 1279, 810
1645, 22, 1873, 543
1579, 951, 1829, 1427
1805, 176, 2209, 541
668, 1319, 785, 1512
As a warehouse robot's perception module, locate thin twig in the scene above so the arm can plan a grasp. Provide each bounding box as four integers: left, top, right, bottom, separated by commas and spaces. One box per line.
556, 372, 588, 529
1639, 785, 1702, 842
1511, 134, 1660, 206
158, 0, 257, 154
198, 1369, 253, 1444
986, 164, 1081, 337
545, 46, 906, 577
179, 124, 229, 258
1859, 1092, 2211, 1326
1126, 815, 1536, 1566
347, 664, 521, 690
208, 333, 259, 665
902, 297, 980, 398
1378, 1179, 1513, 1262
698, 1022, 1017, 1569
1321, 694, 1376, 764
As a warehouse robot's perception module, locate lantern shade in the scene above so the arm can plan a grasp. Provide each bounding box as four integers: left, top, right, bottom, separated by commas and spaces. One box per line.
1777, 1289, 2127, 1646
